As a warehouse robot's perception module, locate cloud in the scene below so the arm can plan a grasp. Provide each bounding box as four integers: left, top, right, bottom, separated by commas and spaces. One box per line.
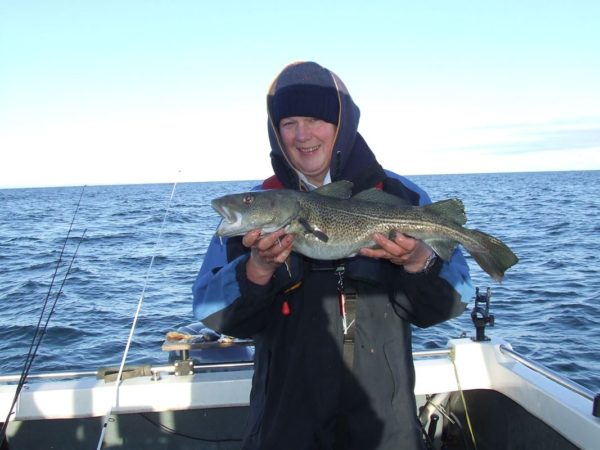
455, 117, 600, 155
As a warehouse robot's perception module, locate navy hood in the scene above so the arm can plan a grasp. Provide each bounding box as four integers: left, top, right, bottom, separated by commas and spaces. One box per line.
266, 61, 386, 193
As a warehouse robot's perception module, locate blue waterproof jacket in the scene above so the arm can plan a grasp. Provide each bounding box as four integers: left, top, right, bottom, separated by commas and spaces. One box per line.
193, 62, 473, 450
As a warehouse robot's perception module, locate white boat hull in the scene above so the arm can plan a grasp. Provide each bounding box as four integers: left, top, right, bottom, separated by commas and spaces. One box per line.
1, 338, 598, 449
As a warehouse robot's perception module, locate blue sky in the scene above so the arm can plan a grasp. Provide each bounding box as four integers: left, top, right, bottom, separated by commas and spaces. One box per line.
1, 1, 599, 188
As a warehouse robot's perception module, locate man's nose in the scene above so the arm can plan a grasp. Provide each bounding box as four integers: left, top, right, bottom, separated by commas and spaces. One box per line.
295, 123, 311, 141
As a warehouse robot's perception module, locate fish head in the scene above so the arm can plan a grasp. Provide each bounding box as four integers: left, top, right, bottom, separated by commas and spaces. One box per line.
211, 190, 300, 237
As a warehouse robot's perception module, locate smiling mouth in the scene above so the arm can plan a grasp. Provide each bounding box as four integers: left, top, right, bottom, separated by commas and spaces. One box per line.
297, 145, 320, 154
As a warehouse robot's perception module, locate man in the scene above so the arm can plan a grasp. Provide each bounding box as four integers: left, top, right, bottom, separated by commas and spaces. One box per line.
193, 61, 473, 449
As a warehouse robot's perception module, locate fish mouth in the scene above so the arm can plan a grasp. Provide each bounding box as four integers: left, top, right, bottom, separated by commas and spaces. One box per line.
211, 199, 233, 221
211, 200, 243, 237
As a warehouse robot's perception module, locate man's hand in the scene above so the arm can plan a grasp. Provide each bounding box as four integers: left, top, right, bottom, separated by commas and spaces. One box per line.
360, 232, 435, 273
243, 229, 294, 285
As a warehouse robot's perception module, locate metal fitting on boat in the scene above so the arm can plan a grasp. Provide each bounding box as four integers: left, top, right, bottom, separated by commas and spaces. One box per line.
173, 359, 194, 376
96, 365, 153, 382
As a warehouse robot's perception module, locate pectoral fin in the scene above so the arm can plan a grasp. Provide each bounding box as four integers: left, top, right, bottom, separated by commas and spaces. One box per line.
298, 217, 329, 242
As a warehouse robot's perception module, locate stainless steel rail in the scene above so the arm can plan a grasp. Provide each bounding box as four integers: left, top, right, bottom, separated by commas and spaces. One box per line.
0, 361, 257, 383
3, 346, 593, 406
499, 344, 596, 402
194, 361, 254, 371
413, 349, 451, 358
1, 350, 449, 383
150, 361, 255, 376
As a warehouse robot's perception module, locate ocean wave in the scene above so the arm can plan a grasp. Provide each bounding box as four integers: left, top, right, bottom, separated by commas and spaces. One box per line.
1, 172, 600, 391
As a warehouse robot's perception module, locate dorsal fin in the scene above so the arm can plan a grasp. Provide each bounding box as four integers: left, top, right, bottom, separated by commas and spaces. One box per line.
313, 181, 353, 199
423, 199, 467, 226
352, 188, 412, 206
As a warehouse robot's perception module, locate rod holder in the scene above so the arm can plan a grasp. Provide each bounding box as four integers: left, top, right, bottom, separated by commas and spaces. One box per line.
471, 287, 494, 342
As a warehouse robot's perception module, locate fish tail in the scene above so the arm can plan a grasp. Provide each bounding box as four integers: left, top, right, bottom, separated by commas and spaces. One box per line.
461, 229, 519, 282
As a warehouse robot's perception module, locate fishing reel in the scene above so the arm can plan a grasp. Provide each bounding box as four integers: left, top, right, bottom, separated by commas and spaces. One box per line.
471, 287, 494, 342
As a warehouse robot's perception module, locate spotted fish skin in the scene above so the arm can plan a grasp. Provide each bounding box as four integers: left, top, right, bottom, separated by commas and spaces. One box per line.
211, 181, 518, 281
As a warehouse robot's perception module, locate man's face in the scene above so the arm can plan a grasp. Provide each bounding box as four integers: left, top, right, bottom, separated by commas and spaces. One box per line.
278, 116, 337, 187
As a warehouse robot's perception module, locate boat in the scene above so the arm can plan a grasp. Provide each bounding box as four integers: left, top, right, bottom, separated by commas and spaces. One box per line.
1, 288, 599, 449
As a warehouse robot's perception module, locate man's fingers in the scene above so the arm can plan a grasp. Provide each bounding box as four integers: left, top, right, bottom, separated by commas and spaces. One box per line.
256, 229, 287, 249
242, 229, 262, 248
243, 229, 288, 249
360, 232, 420, 263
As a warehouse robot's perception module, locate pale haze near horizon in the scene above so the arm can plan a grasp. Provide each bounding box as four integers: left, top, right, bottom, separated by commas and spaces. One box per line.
1, 1, 599, 188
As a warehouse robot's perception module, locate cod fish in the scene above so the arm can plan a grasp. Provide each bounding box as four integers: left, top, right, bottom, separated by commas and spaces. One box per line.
211, 181, 518, 281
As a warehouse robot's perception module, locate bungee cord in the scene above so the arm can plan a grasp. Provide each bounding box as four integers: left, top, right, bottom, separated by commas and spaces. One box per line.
0, 187, 86, 442
449, 348, 478, 449
95, 181, 179, 450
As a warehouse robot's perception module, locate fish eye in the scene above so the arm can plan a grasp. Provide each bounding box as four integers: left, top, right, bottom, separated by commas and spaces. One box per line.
243, 195, 254, 205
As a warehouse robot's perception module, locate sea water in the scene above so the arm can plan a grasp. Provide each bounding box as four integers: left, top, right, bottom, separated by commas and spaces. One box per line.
0, 171, 598, 393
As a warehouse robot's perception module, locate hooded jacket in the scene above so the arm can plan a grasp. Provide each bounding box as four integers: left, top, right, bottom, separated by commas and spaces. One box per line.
193, 61, 473, 450
265, 62, 420, 199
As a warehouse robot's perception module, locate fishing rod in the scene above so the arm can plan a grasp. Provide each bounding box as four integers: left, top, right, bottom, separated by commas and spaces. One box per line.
0, 232, 86, 440
18, 187, 85, 381
0, 187, 86, 441
19, 229, 88, 384
95, 181, 179, 450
